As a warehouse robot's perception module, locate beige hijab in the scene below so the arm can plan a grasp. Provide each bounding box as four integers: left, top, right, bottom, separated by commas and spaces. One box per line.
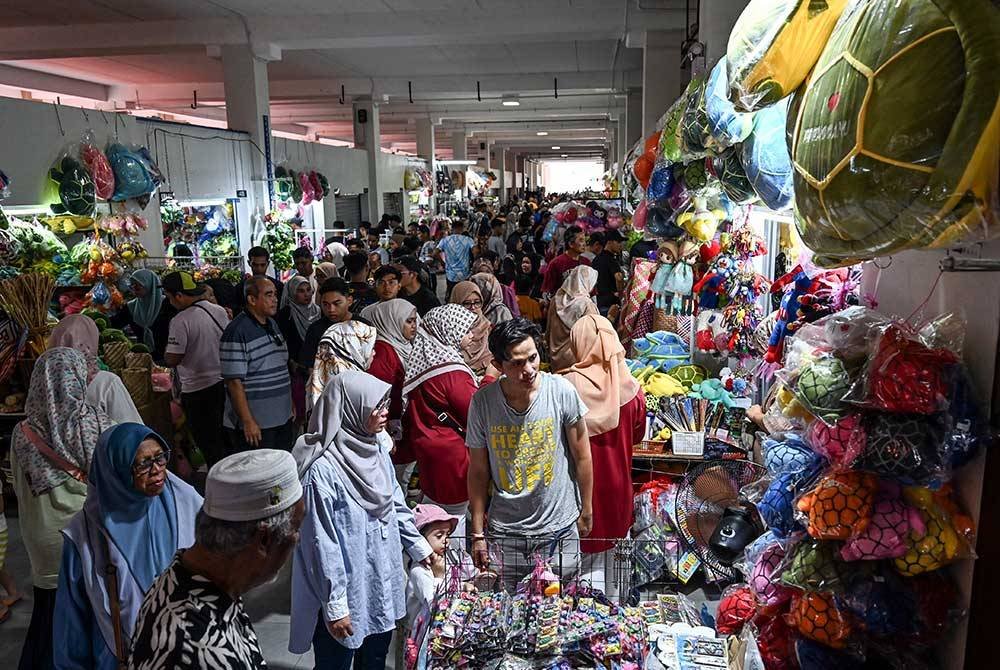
546, 265, 599, 372
560, 314, 640, 436
448, 281, 493, 377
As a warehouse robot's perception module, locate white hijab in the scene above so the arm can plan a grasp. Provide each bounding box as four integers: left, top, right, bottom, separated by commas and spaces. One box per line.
361, 299, 418, 362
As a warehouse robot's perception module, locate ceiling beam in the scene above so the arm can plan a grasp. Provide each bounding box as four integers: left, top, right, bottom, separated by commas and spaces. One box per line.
0, 63, 109, 101
0, 11, 683, 60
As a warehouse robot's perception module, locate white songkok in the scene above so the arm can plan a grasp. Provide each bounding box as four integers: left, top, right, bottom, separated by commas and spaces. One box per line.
203, 449, 303, 522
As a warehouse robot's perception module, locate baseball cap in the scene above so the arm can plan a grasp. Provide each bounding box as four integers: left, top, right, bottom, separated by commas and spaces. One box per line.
162, 271, 206, 296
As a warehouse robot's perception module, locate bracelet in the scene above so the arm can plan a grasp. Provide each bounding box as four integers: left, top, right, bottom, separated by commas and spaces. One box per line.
470, 533, 486, 541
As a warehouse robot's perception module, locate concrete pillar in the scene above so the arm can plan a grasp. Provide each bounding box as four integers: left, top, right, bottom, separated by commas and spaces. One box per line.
485, 140, 493, 171
625, 89, 642, 152
451, 130, 467, 160
353, 97, 383, 223
221, 44, 272, 256
416, 117, 436, 161
497, 147, 507, 203
617, 112, 628, 166
699, 0, 749, 71
643, 31, 681, 138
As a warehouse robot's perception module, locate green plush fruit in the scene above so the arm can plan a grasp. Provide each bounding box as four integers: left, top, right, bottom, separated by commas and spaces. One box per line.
791, 0, 1000, 266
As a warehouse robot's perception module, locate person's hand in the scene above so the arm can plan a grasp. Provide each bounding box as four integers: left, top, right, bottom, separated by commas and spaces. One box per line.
577, 511, 594, 538
428, 552, 446, 579
327, 616, 354, 639
472, 538, 490, 570
242, 418, 262, 447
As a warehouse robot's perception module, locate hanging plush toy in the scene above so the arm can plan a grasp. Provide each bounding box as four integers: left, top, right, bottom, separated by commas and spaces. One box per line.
80, 136, 115, 201
805, 413, 865, 468
763, 433, 822, 478
750, 541, 793, 610
107, 144, 155, 202
793, 356, 852, 424
49, 156, 96, 216
781, 538, 862, 593
309, 171, 325, 201
677, 196, 725, 242
274, 166, 294, 201
797, 471, 878, 541
765, 265, 815, 363
299, 172, 315, 205
652, 261, 694, 315
758, 471, 805, 537
715, 586, 756, 635
893, 487, 974, 577
863, 325, 958, 415
861, 413, 945, 485
840, 481, 925, 561
692, 253, 738, 310
787, 592, 854, 650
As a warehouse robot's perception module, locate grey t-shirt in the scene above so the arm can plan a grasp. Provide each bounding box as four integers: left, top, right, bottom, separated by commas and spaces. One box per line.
467, 373, 588, 535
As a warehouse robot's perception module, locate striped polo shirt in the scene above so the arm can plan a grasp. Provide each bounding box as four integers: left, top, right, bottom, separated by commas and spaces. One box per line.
220, 312, 292, 430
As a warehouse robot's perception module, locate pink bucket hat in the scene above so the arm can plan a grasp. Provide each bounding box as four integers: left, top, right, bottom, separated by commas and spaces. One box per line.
413, 504, 460, 533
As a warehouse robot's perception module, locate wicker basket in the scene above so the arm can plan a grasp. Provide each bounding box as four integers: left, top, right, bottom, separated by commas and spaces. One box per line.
634, 439, 668, 455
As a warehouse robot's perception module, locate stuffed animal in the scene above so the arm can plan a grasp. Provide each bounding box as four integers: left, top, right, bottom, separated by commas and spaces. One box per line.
106, 144, 156, 202
749, 540, 793, 609
806, 413, 865, 467
689, 379, 735, 407
765, 265, 815, 363
841, 481, 925, 561
797, 471, 878, 541
80, 141, 114, 201
788, 592, 854, 650
309, 171, 325, 201
893, 486, 974, 577
715, 586, 756, 635
652, 261, 694, 315
49, 157, 96, 216
692, 254, 737, 309
299, 172, 315, 205
677, 196, 726, 242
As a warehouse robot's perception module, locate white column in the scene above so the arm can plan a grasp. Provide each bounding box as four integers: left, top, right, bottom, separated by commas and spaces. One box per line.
416, 117, 436, 161
485, 140, 493, 171
699, 0, 749, 70
497, 146, 507, 203
221, 44, 272, 258
353, 97, 383, 223
625, 88, 642, 151
642, 31, 681, 138
451, 130, 467, 160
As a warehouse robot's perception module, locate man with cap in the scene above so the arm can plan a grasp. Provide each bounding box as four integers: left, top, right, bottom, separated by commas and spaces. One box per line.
128, 450, 305, 670
591, 228, 626, 318
163, 271, 231, 467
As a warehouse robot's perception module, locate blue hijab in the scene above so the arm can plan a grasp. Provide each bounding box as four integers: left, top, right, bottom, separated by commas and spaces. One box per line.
86, 423, 177, 591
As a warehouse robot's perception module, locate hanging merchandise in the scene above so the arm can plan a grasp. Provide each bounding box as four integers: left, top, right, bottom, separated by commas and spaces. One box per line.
708, 148, 757, 206
79, 131, 115, 201
298, 171, 315, 205
726, 0, 852, 112
274, 166, 294, 201
48, 155, 96, 217
705, 57, 754, 150
106, 143, 158, 202
740, 97, 794, 211
789, 0, 1000, 266
403, 168, 422, 191
258, 209, 296, 270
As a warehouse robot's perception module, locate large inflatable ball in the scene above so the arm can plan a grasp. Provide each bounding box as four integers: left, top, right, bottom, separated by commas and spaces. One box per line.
706, 57, 753, 149
790, 0, 1000, 267
741, 97, 794, 211
727, 0, 853, 112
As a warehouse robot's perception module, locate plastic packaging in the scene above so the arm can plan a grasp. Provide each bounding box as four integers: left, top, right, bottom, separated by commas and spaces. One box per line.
709, 148, 758, 206
48, 154, 96, 216
805, 413, 865, 468
740, 97, 794, 211
780, 538, 868, 593
791, 355, 853, 424
726, 0, 852, 112
860, 413, 946, 485
840, 480, 924, 561
79, 131, 114, 201
107, 143, 157, 202
786, 591, 854, 650
796, 470, 878, 541
790, 0, 1000, 267
706, 57, 754, 149
893, 485, 976, 577
716, 585, 757, 636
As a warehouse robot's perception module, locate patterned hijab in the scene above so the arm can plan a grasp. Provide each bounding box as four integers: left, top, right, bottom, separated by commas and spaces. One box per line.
285, 275, 321, 340
547, 265, 599, 372
471, 272, 512, 326
293, 371, 394, 517
48, 314, 100, 381
448, 281, 493, 377
314, 262, 340, 284
309, 321, 376, 408
12, 348, 112, 496
401, 304, 477, 406
561, 314, 640, 436
127, 269, 163, 352
361, 298, 418, 362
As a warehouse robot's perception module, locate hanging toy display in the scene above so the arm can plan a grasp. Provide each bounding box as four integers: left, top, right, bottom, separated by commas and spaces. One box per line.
796, 470, 878, 541
79, 131, 115, 201
49, 156, 96, 217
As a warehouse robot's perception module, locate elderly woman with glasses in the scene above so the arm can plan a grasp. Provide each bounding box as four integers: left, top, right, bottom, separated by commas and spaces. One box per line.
54, 423, 202, 669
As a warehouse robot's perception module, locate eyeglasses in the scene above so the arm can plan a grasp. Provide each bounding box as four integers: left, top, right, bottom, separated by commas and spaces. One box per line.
133, 450, 171, 476
461, 300, 483, 309
374, 393, 391, 415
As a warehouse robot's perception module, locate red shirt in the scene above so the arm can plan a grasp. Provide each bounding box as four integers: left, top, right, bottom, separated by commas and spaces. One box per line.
402, 370, 478, 505
368, 341, 409, 462
541, 253, 591, 295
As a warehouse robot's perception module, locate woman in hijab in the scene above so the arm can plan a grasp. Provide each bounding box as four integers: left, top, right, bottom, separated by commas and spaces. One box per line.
559, 315, 645, 595
277, 276, 322, 423
309, 320, 377, 408
54, 423, 202, 669
49, 315, 143, 425
517, 252, 544, 299
448, 281, 495, 379
9, 348, 115, 669
401, 305, 480, 530
361, 299, 419, 450
117, 269, 173, 361
290, 370, 431, 668
471, 272, 514, 326
314, 261, 341, 285
546, 265, 599, 371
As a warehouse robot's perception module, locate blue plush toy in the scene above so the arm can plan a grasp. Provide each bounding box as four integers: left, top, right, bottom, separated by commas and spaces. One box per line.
763, 433, 824, 478
689, 378, 735, 407
705, 57, 754, 149
740, 97, 794, 210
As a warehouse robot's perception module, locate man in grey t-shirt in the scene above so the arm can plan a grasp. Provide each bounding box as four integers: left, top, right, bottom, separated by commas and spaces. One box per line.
467, 318, 593, 588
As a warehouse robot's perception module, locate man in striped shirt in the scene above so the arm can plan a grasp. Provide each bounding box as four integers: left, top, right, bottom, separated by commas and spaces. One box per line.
221, 276, 294, 455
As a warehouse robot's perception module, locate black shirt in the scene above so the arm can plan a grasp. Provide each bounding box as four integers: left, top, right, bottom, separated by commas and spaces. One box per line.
299, 316, 334, 368
592, 249, 623, 309
348, 281, 378, 314
403, 285, 442, 317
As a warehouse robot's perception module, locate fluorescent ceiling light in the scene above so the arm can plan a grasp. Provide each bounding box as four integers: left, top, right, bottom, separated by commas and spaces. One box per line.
561, 154, 568, 158
436, 159, 478, 165
551, 146, 561, 150
536, 131, 549, 136
501, 94, 520, 107
3, 204, 52, 216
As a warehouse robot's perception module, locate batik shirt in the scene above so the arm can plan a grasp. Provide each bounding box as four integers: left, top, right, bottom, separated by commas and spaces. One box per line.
128, 554, 266, 670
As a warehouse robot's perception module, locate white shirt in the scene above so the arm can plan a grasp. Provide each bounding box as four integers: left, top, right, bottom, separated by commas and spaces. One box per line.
87, 371, 142, 423
165, 301, 230, 393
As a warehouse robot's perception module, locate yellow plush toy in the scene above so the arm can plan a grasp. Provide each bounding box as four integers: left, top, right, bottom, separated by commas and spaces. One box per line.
678, 196, 726, 243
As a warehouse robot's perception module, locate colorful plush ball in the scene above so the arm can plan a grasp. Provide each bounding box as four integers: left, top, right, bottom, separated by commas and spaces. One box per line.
715, 586, 757, 635
795, 637, 864, 670
634, 154, 655, 189
787, 592, 854, 650
865, 326, 958, 415
782, 539, 859, 593
750, 541, 793, 610
797, 471, 878, 541
754, 613, 797, 670
794, 357, 852, 423
806, 413, 865, 467
842, 574, 918, 637
893, 487, 966, 577
758, 471, 804, 537
763, 433, 823, 478
861, 413, 944, 484
646, 164, 674, 203
840, 482, 925, 561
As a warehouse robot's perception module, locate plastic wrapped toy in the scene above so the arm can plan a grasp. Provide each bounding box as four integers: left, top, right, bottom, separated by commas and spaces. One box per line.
861, 413, 944, 485
80, 132, 114, 201
840, 481, 924, 561
49, 156, 96, 216
709, 148, 758, 206
787, 591, 853, 650
781, 538, 861, 593
705, 57, 754, 149
107, 143, 157, 202
795, 637, 864, 669
726, 0, 852, 112
757, 471, 806, 537
790, 0, 1000, 266
860, 324, 958, 415
805, 413, 865, 468
793, 356, 852, 424
893, 486, 975, 577
749, 541, 793, 610
740, 97, 794, 211
716, 585, 756, 635
763, 433, 822, 478
797, 471, 877, 541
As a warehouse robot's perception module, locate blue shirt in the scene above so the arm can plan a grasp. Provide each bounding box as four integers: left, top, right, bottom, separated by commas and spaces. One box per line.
289, 442, 432, 653
220, 312, 292, 429
437, 234, 475, 282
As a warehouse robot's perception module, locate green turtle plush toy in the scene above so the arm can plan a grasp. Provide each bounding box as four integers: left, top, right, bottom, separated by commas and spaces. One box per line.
50, 156, 96, 216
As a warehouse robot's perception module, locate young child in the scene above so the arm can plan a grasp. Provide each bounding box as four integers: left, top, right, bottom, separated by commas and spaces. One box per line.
406, 504, 458, 627
0, 492, 22, 623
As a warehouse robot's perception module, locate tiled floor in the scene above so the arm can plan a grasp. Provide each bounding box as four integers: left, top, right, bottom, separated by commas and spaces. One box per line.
0, 513, 316, 669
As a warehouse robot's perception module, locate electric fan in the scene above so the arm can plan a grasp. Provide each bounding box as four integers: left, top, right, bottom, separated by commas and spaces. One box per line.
674, 459, 767, 580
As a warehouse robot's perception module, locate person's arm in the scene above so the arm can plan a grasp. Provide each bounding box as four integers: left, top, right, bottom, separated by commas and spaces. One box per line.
225, 380, 261, 447
298, 478, 353, 640
54, 540, 94, 670
164, 313, 187, 368
389, 451, 433, 563
566, 417, 593, 537
464, 393, 492, 568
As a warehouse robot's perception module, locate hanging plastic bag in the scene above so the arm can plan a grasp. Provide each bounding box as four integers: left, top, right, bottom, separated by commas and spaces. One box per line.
107, 143, 155, 201
740, 97, 794, 211
79, 130, 114, 200
706, 56, 754, 149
